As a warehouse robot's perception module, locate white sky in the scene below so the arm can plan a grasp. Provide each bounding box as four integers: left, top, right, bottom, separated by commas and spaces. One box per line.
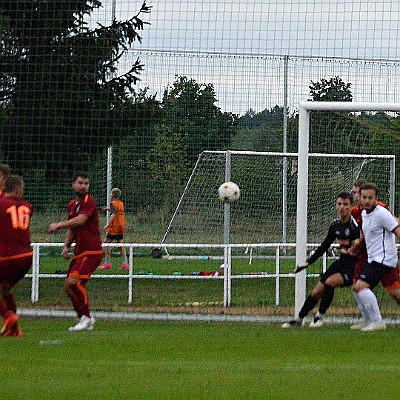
91, 1, 400, 113
106, 0, 400, 59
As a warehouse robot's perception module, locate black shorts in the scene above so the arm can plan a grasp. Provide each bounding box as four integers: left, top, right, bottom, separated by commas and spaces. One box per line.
320, 259, 354, 287
105, 233, 124, 241
356, 261, 395, 290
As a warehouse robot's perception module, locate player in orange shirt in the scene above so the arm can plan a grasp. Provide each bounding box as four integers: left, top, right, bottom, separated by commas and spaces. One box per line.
48, 172, 103, 332
0, 175, 33, 337
0, 163, 11, 198
351, 179, 400, 316
99, 188, 129, 271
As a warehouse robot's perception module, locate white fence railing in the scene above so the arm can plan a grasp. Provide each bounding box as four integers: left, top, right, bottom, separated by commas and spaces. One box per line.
28, 242, 333, 308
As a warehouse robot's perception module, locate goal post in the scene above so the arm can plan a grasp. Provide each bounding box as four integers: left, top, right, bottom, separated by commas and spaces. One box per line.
295, 101, 400, 316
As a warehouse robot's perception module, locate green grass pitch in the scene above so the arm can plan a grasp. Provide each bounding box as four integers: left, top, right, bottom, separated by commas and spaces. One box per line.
1, 318, 399, 399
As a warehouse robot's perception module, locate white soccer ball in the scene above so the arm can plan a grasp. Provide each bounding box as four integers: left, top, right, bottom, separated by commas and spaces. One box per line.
218, 181, 240, 203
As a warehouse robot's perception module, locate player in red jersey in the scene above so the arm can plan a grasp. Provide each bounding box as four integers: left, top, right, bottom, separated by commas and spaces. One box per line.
351, 179, 400, 312
0, 175, 33, 337
0, 163, 11, 198
48, 172, 103, 332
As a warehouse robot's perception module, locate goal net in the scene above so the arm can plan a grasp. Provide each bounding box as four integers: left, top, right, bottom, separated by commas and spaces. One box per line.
162, 150, 394, 249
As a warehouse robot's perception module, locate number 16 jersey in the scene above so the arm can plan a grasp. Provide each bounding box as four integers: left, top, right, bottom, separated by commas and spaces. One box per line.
0, 195, 33, 257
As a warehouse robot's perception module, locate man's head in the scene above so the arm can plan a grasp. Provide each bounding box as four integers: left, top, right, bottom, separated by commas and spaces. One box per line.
5, 175, 24, 198
72, 172, 90, 198
352, 178, 368, 206
360, 182, 378, 212
336, 192, 353, 221
0, 163, 11, 189
111, 188, 121, 199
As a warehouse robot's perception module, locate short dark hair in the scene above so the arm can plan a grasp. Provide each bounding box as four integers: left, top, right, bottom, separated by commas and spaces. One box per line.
5, 174, 24, 193
337, 191, 353, 203
72, 171, 89, 182
360, 182, 378, 196
0, 163, 11, 176
353, 178, 368, 188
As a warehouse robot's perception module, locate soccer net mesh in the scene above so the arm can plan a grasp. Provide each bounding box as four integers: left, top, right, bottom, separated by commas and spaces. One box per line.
3, 2, 400, 323
162, 150, 394, 248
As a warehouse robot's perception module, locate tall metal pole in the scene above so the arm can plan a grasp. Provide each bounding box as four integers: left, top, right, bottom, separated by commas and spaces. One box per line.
282, 55, 289, 244
112, 0, 116, 21
106, 145, 113, 222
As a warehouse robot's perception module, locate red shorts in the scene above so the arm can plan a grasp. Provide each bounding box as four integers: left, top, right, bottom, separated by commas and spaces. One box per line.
0, 253, 32, 286
68, 250, 103, 280
381, 264, 400, 290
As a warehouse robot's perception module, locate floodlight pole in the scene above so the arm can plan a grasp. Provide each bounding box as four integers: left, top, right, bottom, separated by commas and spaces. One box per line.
282, 55, 289, 246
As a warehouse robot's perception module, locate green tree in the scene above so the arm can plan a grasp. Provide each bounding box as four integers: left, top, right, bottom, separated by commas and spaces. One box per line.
359, 111, 391, 127
0, 1, 151, 186
160, 76, 237, 163
233, 105, 284, 151
308, 76, 357, 153
309, 76, 353, 102
147, 125, 189, 210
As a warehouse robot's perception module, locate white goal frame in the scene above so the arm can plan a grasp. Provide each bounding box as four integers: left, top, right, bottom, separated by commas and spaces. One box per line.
295, 101, 400, 316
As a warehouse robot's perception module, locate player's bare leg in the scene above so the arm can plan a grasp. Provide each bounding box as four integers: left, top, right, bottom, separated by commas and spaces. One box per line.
118, 239, 129, 270
99, 237, 112, 269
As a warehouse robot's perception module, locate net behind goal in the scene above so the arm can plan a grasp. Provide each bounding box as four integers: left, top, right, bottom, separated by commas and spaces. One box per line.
162, 150, 395, 250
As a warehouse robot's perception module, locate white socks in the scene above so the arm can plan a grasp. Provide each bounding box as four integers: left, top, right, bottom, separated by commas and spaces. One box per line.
356, 288, 383, 324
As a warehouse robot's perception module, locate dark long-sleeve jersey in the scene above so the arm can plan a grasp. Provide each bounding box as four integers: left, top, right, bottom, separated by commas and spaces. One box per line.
307, 217, 360, 265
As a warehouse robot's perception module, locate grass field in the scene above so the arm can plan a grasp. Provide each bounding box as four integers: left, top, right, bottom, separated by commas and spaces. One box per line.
1, 318, 399, 399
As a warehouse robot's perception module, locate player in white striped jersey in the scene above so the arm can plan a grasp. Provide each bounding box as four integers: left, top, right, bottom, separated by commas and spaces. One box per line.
352, 182, 400, 331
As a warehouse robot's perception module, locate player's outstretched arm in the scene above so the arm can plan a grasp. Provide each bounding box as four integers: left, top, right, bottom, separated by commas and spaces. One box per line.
294, 262, 309, 274
48, 214, 88, 232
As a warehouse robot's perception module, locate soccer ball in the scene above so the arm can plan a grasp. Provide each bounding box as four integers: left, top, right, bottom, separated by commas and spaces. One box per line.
218, 181, 240, 203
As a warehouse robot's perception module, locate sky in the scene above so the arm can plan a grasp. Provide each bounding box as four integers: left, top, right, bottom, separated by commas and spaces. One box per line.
90, 1, 400, 113
107, 0, 400, 60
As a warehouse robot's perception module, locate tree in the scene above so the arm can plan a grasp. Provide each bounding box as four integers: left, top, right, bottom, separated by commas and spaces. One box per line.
307, 76, 357, 153
309, 76, 353, 102
0, 1, 151, 186
359, 111, 391, 127
233, 105, 284, 151
160, 76, 237, 163
147, 125, 189, 210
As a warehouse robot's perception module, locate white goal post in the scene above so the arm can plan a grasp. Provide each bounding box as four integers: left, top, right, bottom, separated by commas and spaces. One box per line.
295, 101, 400, 316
